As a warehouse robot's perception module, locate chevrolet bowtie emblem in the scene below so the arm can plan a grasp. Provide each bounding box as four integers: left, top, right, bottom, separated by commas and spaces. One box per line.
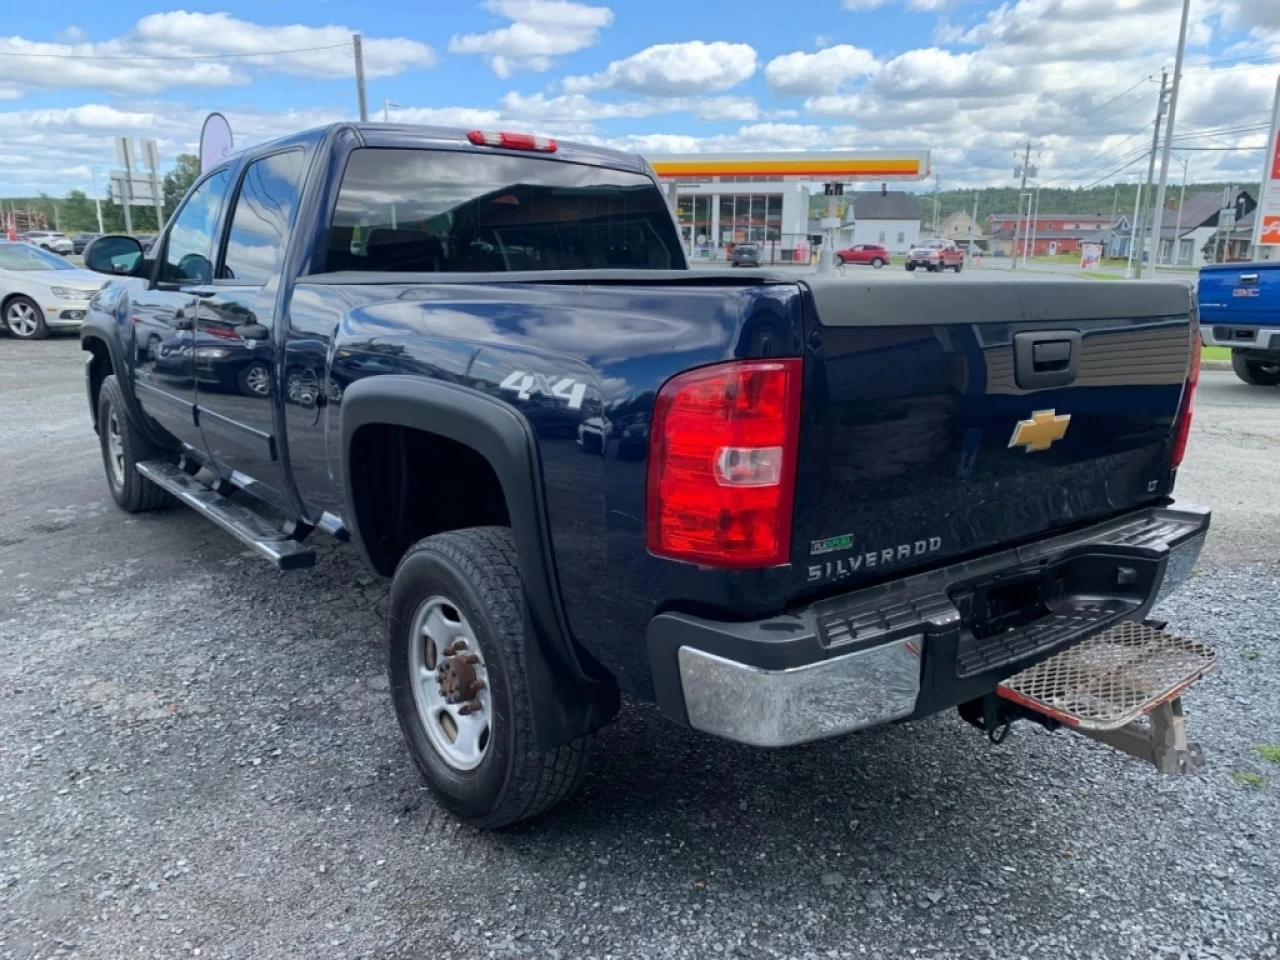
1009, 409, 1071, 453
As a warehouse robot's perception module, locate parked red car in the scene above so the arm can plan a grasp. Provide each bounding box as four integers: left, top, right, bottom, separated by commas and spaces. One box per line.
906, 240, 964, 273
835, 243, 889, 268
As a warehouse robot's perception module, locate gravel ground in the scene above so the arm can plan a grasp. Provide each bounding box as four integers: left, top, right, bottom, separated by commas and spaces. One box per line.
1, 338, 1278, 960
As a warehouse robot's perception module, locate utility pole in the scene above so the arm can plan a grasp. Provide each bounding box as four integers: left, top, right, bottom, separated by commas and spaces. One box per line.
353, 33, 369, 122
1171, 154, 1189, 267
1011, 141, 1032, 270
932, 171, 941, 233
968, 191, 979, 258
1126, 179, 1144, 278
1027, 185, 1042, 262
1149, 0, 1192, 274
383, 98, 400, 123
1135, 70, 1169, 279
90, 168, 105, 234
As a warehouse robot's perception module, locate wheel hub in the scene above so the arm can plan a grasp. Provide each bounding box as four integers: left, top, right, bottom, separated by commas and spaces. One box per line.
436, 647, 485, 709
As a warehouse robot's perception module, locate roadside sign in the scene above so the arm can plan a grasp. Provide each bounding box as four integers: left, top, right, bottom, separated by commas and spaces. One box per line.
1080, 243, 1102, 270
1252, 76, 1280, 250
109, 171, 158, 206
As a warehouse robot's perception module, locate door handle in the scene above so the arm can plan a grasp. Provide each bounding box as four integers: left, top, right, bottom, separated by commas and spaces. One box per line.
240, 323, 270, 341
1014, 330, 1081, 389
174, 315, 193, 331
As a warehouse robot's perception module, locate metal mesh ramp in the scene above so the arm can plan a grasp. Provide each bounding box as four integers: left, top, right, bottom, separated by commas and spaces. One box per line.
997, 621, 1217, 732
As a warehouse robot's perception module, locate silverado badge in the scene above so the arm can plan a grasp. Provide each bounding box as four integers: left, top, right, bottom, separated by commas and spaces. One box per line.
1008, 409, 1070, 453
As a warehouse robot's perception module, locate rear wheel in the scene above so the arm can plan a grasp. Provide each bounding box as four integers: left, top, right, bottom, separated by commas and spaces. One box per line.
954, 261, 963, 273
388, 527, 592, 827
97, 375, 173, 512
1232, 351, 1280, 386
4, 296, 48, 340
871, 258, 885, 268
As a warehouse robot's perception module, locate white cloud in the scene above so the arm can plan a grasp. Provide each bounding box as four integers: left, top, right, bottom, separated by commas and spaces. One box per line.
55, 26, 86, 43
0, 14, 435, 98
449, 0, 613, 77
695, 96, 761, 121
562, 41, 757, 96
764, 45, 879, 96
842, 0, 889, 9
814, 35, 832, 49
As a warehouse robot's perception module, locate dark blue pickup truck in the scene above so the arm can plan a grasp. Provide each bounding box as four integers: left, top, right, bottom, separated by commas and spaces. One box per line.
1199, 260, 1280, 385
79, 123, 1211, 826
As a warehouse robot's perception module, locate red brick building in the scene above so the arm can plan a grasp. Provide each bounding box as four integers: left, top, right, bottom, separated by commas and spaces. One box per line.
986, 213, 1120, 257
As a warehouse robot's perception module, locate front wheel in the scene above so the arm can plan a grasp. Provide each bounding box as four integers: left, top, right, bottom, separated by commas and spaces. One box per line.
97, 375, 172, 512
835, 254, 846, 266
1232, 351, 1280, 386
906, 264, 916, 272
238, 361, 272, 397
388, 527, 593, 827
4, 296, 49, 340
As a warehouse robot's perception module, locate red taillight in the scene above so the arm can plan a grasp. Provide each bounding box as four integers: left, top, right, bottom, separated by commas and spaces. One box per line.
1170, 332, 1201, 468
466, 130, 557, 153
646, 359, 803, 569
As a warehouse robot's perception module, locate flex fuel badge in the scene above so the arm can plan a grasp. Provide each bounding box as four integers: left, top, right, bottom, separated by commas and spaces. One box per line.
810, 533, 854, 555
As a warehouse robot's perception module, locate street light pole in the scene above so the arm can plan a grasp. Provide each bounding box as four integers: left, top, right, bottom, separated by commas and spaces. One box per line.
1149, 0, 1192, 274
383, 99, 400, 122
1169, 154, 1189, 269
353, 33, 369, 122
1136, 69, 1169, 279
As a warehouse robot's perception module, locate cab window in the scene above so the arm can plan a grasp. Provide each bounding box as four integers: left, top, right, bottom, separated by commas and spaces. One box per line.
160, 169, 230, 285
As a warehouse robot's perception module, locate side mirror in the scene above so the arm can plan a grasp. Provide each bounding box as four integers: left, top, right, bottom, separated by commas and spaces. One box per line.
84, 235, 145, 277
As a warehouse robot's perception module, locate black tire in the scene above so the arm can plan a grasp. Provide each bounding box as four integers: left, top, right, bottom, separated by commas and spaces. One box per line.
954, 262, 963, 273
4, 295, 49, 340
835, 254, 845, 266
906, 264, 916, 272
388, 527, 592, 827
1232, 351, 1280, 386
871, 258, 885, 268
97, 375, 172, 512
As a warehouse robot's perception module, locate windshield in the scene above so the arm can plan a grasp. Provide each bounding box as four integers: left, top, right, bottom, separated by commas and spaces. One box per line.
322, 147, 684, 273
0, 244, 76, 271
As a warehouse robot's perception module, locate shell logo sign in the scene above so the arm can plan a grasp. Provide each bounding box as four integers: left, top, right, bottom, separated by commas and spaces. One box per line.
647, 152, 931, 182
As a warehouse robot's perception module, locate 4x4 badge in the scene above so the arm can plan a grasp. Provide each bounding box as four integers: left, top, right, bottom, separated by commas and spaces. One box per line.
499, 371, 587, 410
1009, 409, 1070, 453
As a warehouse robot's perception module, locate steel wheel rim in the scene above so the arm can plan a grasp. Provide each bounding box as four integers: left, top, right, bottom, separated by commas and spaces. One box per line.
107, 409, 126, 486
8, 303, 37, 337
409, 595, 492, 771
246, 365, 271, 395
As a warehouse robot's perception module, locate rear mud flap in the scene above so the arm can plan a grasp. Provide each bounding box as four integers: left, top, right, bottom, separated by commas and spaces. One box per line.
994, 621, 1217, 774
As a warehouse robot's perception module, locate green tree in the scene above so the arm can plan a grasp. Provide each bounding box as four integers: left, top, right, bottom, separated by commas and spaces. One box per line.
163, 153, 200, 212
60, 190, 99, 232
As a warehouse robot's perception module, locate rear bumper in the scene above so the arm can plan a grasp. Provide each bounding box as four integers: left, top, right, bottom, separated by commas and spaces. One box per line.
647, 500, 1209, 747
1202, 324, 1280, 351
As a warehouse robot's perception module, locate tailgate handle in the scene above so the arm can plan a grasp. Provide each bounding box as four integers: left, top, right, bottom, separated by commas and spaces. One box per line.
1239, 273, 1259, 284
1014, 330, 1081, 389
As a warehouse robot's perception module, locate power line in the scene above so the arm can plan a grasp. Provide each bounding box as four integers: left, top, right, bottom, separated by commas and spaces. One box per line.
1080, 151, 1155, 191
0, 43, 350, 61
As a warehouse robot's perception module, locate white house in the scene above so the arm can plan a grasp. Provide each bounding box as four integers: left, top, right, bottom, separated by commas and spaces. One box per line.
836, 190, 923, 254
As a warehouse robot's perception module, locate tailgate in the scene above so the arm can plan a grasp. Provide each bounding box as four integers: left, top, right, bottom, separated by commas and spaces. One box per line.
793, 279, 1194, 594
1197, 262, 1280, 330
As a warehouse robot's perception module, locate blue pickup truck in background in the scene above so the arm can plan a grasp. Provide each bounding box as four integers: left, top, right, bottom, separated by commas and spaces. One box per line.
1199, 261, 1280, 386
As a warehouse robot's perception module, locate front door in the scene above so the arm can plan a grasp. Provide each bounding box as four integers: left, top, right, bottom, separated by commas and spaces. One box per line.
132, 168, 231, 452
194, 150, 306, 502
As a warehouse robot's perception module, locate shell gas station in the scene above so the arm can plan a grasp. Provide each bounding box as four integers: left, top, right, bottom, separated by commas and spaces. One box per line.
648, 151, 932, 262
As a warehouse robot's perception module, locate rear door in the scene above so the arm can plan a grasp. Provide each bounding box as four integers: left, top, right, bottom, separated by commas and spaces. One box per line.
132, 168, 231, 451
194, 149, 307, 500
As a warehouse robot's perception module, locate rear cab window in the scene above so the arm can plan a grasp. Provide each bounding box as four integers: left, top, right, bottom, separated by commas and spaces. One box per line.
319, 147, 683, 274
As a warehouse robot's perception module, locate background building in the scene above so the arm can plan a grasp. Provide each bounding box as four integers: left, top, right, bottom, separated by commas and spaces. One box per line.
836, 190, 923, 254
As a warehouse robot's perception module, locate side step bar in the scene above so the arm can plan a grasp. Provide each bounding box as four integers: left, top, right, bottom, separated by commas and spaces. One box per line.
136, 461, 316, 571
997, 621, 1217, 774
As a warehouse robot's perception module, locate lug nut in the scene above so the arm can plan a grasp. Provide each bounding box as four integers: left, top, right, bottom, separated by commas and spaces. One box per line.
463, 654, 480, 666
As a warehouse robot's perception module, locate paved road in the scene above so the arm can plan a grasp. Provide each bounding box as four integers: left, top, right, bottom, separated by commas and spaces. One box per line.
1, 338, 1277, 960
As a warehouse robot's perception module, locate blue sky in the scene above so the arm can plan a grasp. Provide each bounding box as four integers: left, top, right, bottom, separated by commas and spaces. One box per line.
2, 0, 1279, 197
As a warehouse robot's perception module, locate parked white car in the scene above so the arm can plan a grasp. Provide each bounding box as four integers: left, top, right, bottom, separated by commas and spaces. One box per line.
22, 231, 74, 255
0, 242, 105, 339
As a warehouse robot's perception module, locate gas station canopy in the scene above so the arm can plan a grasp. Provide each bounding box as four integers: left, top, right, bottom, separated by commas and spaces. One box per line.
648, 151, 931, 182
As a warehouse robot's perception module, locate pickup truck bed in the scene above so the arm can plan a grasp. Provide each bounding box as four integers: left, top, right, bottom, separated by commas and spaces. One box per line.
77, 121, 1209, 827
